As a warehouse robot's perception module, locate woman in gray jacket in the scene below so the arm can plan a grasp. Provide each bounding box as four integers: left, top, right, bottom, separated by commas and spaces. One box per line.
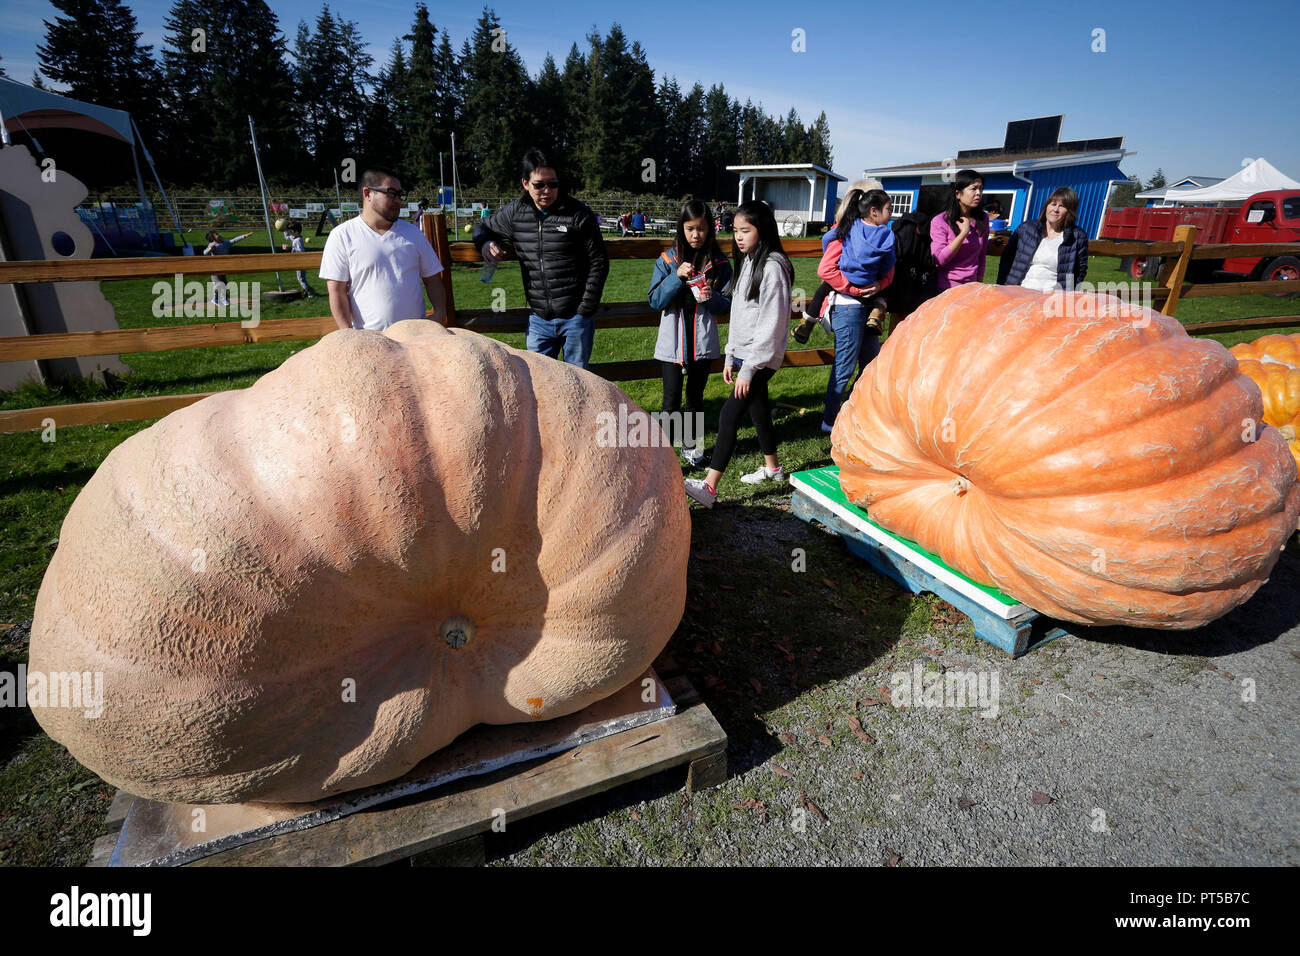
650, 200, 732, 467
685, 200, 793, 508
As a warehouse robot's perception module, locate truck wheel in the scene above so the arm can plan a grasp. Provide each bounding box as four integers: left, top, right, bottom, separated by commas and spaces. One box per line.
1263, 257, 1300, 297
1130, 256, 1162, 279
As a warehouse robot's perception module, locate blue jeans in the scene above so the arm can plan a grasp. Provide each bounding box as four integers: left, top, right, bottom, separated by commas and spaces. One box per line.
526, 313, 595, 369
822, 303, 881, 426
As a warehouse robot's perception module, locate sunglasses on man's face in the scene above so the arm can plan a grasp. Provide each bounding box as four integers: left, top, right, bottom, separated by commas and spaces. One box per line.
528, 181, 560, 191
367, 186, 405, 199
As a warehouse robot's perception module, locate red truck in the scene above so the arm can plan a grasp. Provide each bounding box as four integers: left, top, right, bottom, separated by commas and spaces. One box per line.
1100, 190, 1300, 287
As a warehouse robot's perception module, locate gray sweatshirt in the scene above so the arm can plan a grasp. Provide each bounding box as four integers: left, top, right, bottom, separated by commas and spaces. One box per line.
726, 253, 793, 381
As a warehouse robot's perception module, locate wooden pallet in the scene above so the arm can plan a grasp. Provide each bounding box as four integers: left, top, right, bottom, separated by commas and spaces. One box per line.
790, 466, 1073, 657
89, 659, 725, 867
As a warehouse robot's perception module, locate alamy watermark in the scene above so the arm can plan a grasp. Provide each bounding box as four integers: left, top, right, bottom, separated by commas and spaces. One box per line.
1, 665, 104, 718
595, 404, 706, 449
152, 274, 261, 327
889, 662, 999, 718
1043, 281, 1154, 323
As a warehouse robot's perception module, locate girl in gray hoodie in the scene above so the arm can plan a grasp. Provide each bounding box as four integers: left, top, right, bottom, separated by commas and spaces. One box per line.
685, 200, 793, 508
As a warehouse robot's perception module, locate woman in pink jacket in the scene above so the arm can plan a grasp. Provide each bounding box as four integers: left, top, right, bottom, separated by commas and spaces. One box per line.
930, 169, 989, 289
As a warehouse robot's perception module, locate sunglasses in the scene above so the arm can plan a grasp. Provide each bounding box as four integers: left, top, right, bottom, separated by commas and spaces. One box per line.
367, 186, 405, 199
528, 181, 560, 191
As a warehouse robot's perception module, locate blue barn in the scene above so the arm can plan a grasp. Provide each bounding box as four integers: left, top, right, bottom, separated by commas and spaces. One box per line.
866, 116, 1132, 239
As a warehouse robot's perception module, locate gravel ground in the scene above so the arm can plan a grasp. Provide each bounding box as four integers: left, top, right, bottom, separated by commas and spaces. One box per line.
485, 506, 1300, 867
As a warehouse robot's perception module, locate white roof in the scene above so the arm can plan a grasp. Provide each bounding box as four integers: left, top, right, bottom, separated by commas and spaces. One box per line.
1136, 176, 1225, 199
725, 163, 846, 181
1159, 158, 1299, 204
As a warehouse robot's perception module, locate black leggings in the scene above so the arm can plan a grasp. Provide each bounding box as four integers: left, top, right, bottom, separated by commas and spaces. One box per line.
661, 359, 711, 445
709, 365, 777, 473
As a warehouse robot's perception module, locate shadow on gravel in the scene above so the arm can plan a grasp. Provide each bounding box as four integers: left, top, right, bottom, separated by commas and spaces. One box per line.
1064, 540, 1300, 658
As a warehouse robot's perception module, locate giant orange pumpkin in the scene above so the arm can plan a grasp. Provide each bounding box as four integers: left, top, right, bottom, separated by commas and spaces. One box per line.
832, 283, 1299, 628
29, 321, 690, 804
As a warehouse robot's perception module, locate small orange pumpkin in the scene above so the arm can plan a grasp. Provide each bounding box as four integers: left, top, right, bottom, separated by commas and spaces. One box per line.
832, 284, 1299, 629
29, 322, 691, 804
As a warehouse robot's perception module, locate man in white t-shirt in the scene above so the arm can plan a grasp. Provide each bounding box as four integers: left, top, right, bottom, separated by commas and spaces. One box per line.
319, 166, 447, 331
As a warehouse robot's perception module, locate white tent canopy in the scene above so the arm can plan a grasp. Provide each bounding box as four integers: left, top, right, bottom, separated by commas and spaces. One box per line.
1162, 158, 1299, 204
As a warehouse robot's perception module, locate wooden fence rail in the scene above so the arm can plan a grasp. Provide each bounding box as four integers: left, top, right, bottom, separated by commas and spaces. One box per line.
1, 215, 1298, 434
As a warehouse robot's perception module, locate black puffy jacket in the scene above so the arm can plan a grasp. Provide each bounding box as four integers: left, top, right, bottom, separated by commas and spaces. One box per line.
472, 194, 609, 319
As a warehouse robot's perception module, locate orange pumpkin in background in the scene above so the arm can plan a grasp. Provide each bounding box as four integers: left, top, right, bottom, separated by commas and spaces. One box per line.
1231, 338, 1300, 474
832, 283, 1299, 629
29, 322, 691, 804
1230, 332, 1300, 368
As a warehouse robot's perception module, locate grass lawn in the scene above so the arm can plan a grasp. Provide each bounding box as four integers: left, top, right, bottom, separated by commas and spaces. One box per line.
0, 234, 1296, 864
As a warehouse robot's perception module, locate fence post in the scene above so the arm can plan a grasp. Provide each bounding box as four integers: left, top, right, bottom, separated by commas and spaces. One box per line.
424, 211, 458, 328
1158, 224, 1197, 317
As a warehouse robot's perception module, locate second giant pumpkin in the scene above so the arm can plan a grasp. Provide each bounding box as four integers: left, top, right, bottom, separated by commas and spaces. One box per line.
832, 283, 1299, 628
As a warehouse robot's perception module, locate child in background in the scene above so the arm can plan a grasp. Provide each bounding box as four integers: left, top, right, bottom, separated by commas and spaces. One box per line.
280, 223, 319, 299
684, 200, 793, 508
649, 199, 733, 468
791, 189, 895, 341
202, 230, 253, 307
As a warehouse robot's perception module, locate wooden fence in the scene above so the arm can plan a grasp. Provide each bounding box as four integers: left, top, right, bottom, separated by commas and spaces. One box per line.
0, 217, 1297, 434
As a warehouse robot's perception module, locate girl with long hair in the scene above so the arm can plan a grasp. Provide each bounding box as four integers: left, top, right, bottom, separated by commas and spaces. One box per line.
649, 199, 733, 466
684, 200, 793, 508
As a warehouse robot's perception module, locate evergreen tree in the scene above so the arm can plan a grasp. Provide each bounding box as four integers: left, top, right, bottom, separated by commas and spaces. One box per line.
1147, 168, 1167, 190
576, 26, 658, 191
534, 54, 567, 163
808, 111, 833, 170
460, 7, 535, 190
434, 29, 464, 152
158, 0, 303, 187
656, 77, 693, 196
403, 4, 442, 185
37, 0, 164, 145
364, 40, 408, 174
781, 107, 809, 163
698, 85, 738, 200
558, 43, 588, 188
679, 83, 706, 196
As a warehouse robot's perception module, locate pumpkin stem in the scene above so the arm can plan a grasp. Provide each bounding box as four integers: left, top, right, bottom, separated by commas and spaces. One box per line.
951, 476, 970, 496
440, 616, 475, 649
1281, 424, 1296, 441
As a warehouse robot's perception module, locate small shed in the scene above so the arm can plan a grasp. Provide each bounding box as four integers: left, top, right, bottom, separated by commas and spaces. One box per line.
725, 164, 846, 235
866, 116, 1132, 240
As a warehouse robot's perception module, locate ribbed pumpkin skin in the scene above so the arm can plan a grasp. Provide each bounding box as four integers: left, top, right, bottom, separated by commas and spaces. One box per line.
1234, 358, 1300, 429
832, 283, 1299, 628
29, 322, 690, 804
1231, 333, 1300, 368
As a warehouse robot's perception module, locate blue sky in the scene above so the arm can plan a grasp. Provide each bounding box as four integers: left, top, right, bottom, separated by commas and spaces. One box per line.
3, 0, 1296, 186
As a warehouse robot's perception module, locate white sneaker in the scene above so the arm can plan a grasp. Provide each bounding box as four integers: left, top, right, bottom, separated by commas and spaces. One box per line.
681, 446, 707, 468
684, 478, 717, 508
740, 465, 785, 485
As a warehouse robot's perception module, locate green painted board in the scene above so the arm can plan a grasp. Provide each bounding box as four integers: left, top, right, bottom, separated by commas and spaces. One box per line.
791, 465, 1019, 609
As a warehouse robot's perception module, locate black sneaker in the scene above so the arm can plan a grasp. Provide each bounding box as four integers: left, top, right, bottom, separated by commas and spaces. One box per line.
792, 315, 816, 344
